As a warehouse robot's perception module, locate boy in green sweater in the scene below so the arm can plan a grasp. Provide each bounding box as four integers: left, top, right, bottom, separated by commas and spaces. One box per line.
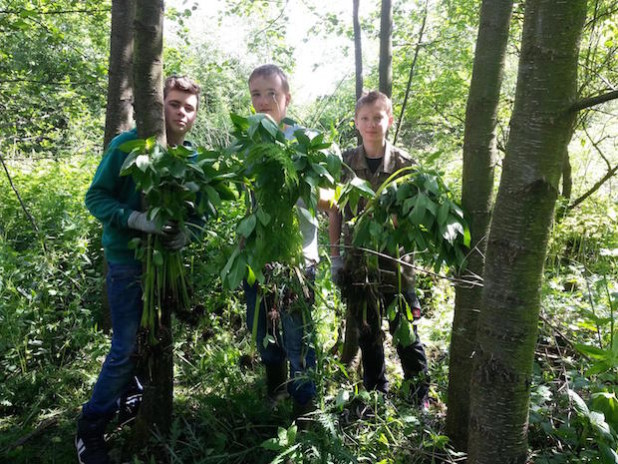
76, 76, 201, 464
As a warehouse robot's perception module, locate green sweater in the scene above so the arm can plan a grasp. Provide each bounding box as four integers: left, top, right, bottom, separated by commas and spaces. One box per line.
85, 129, 200, 264
86, 129, 141, 264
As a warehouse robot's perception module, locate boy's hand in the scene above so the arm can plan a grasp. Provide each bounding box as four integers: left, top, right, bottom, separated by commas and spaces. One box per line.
330, 255, 344, 285
161, 224, 190, 251
128, 213, 188, 250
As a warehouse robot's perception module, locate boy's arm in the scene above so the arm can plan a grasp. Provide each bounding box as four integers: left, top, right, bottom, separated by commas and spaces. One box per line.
317, 187, 336, 212
85, 146, 135, 229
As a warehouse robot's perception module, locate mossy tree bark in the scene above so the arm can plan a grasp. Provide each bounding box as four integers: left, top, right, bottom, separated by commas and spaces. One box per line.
378, 0, 392, 98
100, 0, 136, 333
467, 1, 587, 462
353, 0, 363, 101
131, 0, 172, 450
445, 0, 514, 451
103, 0, 135, 150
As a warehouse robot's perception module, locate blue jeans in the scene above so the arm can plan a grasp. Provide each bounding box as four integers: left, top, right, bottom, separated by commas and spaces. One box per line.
82, 262, 142, 419
243, 269, 316, 405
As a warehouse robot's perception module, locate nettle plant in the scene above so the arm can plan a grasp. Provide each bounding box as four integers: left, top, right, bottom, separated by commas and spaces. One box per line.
220, 113, 341, 290
120, 137, 235, 345
336, 165, 470, 346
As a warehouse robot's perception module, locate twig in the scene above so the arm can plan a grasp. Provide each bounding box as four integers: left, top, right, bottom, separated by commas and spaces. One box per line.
253, 0, 289, 37
342, 244, 484, 288
0, 151, 48, 252
6, 417, 58, 450
539, 312, 589, 361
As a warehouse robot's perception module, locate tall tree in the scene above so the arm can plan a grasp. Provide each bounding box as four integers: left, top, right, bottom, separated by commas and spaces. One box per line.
378, 0, 392, 97
103, 0, 136, 149
337, 0, 364, 369
131, 0, 170, 447
99, 0, 136, 333
467, 0, 587, 462
353, 0, 363, 100
445, 0, 514, 451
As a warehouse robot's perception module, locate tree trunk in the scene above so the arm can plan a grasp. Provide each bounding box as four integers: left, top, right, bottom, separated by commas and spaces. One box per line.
467, 1, 587, 462
393, 0, 428, 146
133, 0, 165, 144
353, 0, 363, 101
445, 0, 514, 451
100, 0, 136, 333
378, 0, 392, 98
104, 0, 135, 149
131, 0, 171, 448
339, 0, 364, 367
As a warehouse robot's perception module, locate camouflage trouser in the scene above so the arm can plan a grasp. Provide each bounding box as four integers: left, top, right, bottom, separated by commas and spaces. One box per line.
348, 287, 429, 402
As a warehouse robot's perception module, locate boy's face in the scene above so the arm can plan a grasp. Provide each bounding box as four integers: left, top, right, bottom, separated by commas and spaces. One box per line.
355, 101, 393, 147
249, 74, 291, 124
165, 89, 198, 142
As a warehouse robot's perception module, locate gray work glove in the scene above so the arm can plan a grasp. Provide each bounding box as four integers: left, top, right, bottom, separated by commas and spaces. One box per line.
330, 255, 344, 285
161, 224, 190, 251
127, 211, 160, 234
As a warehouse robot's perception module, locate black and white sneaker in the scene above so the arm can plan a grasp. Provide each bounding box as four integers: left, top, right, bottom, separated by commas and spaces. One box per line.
117, 376, 144, 428
75, 414, 109, 464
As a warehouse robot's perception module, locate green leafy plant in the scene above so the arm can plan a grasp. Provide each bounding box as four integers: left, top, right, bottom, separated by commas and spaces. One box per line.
120, 137, 235, 345
339, 165, 470, 272
220, 113, 341, 289
335, 164, 470, 347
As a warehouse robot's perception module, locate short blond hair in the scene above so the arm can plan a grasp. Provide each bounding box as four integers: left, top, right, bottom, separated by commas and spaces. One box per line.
355, 90, 392, 117
248, 64, 290, 94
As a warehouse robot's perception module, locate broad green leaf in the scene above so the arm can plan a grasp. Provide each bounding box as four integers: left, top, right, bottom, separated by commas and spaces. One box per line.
204, 185, 221, 207
437, 201, 450, 225
119, 139, 146, 153
409, 194, 427, 225
229, 254, 247, 290
575, 343, 612, 361
442, 216, 465, 243
350, 176, 375, 197
237, 214, 257, 238
256, 207, 271, 225
260, 116, 280, 139
568, 389, 590, 415
599, 443, 618, 464
135, 154, 151, 172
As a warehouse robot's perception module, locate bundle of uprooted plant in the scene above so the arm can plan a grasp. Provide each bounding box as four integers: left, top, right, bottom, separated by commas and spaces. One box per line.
120, 137, 235, 347
221, 113, 341, 290
337, 165, 470, 346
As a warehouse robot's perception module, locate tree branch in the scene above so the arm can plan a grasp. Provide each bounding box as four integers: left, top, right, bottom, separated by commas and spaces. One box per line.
570, 89, 618, 112
567, 162, 618, 210
394, 0, 429, 145
0, 8, 110, 15
0, 151, 47, 252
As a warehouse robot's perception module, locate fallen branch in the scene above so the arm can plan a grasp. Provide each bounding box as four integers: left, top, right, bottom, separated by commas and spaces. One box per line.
7, 417, 58, 450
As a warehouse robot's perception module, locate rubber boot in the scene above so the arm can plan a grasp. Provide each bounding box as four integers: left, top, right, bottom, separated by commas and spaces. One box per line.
293, 399, 316, 430
265, 362, 289, 407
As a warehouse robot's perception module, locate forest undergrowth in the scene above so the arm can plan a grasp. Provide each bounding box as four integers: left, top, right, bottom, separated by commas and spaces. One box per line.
0, 156, 616, 463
